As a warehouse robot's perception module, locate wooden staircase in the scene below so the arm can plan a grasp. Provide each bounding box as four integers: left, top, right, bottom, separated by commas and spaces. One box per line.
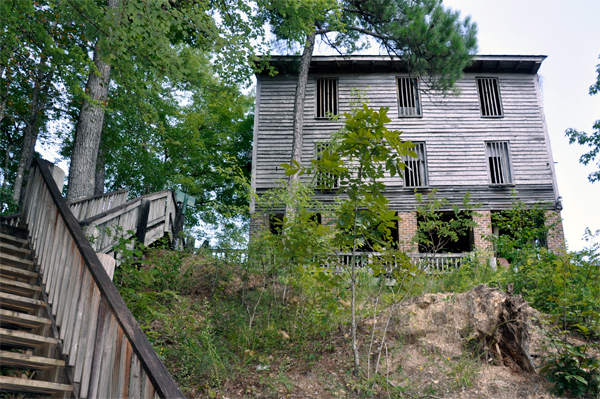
0, 225, 73, 398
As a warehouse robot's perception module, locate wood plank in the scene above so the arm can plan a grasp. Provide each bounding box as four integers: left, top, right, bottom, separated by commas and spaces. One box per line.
117, 338, 133, 399
0, 327, 59, 349
0, 349, 65, 370
96, 315, 118, 399
0, 292, 46, 313
0, 242, 31, 259
0, 308, 52, 330
129, 354, 142, 399
67, 268, 92, 365
0, 277, 41, 297
0, 264, 37, 282
0, 375, 72, 394
0, 252, 34, 270
73, 284, 100, 383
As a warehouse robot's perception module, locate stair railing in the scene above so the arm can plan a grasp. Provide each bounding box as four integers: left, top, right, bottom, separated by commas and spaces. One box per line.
21, 159, 184, 399
78, 190, 177, 256
67, 189, 130, 221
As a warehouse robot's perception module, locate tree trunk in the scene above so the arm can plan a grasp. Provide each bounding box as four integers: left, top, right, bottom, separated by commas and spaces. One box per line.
94, 142, 105, 195
67, 0, 118, 201
67, 47, 112, 201
12, 65, 50, 203
289, 31, 316, 183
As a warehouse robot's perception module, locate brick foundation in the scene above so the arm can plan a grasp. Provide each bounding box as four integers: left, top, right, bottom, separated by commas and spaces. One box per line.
397, 212, 418, 252
545, 210, 566, 254
473, 211, 493, 253
249, 213, 269, 241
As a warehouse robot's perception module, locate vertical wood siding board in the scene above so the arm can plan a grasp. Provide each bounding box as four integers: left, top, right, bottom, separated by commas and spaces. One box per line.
41, 208, 60, 285
53, 239, 74, 319
21, 167, 38, 225
27, 173, 46, 241
68, 268, 92, 365
51, 237, 73, 314
141, 373, 154, 399
44, 218, 65, 292
45, 218, 63, 296
109, 325, 125, 399
128, 354, 142, 399
119, 339, 133, 399
56, 246, 79, 329
83, 298, 108, 399
76, 285, 101, 388
62, 252, 85, 347
71, 278, 96, 378
39, 205, 58, 276
96, 315, 118, 399
24, 168, 42, 228
32, 184, 50, 252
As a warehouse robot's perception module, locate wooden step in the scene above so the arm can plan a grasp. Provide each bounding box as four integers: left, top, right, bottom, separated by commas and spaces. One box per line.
0, 327, 58, 350
0, 350, 65, 370
0, 252, 34, 270
0, 242, 32, 259
0, 309, 52, 330
0, 231, 28, 247
0, 277, 41, 298
0, 264, 38, 282
0, 292, 47, 314
0, 375, 73, 396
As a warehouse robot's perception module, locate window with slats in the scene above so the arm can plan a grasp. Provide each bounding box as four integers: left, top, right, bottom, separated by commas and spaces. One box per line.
315, 78, 338, 118
397, 77, 422, 117
476, 78, 503, 117
403, 142, 428, 187
485, 141, 512, 185
315, 142, 340, 189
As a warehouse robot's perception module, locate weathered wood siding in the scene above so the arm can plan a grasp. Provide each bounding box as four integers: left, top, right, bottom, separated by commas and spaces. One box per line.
254, 69, 557, 211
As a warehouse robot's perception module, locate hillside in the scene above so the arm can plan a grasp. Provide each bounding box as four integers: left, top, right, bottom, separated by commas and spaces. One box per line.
113, 249, 599, 399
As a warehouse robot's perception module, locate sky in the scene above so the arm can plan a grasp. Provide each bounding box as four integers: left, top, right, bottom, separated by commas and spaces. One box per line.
437, 0, 600, 251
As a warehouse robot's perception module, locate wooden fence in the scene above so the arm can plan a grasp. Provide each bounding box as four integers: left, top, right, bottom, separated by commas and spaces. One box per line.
79, 191, 177, 256
68, 189, 129, 221
21, 159, 184, 399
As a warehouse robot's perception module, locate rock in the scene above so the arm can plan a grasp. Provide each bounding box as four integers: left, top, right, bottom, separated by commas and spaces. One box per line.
386, 285, 538, 373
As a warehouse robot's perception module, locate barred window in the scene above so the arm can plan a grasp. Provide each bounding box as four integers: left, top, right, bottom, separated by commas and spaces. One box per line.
315, 78, 338, 118
486, 141, 512, 185
315, 142, 340, 189
397, 77, 422, 117
476, 78, 503, 117
404, 142, 428, 187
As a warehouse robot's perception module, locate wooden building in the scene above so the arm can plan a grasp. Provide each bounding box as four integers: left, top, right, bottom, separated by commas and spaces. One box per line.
250, 55, 565, 254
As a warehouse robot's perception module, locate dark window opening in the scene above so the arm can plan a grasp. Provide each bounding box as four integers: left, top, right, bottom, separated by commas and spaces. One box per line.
486, 141, 512, 185
491, 210, 547, 252
404, 143, 428, 187
476, 77, 503, 117
417, 212, 473, 254
309, 213, 322, 225
364, 213, 400, 251
316, 78, 338, 118
269, 213, 284, 235
397, 77, 422, 117
315, 142, 340, 189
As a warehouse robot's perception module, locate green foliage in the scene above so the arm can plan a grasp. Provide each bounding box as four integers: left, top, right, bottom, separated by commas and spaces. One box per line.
414, 190, 479, 253
490, 194, 552, 264
541, 335, 600, 398
261, 0, 478, 93
565, 54, 600, 183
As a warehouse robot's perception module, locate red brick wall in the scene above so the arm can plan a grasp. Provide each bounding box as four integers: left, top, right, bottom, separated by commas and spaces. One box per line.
249, 213, 269, 240
397, 212, 418, 253
473, 211, 493, 252
545, 210, 566, 254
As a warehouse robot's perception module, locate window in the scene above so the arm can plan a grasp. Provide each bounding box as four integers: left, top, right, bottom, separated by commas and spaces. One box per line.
269, 213, 284, 235
396, 77, 422, 117
476, 77, 503, 117
315, 142, 340, 189
403, 142, 428, 187
485, 141, 513, 185
315, 78, 338, 118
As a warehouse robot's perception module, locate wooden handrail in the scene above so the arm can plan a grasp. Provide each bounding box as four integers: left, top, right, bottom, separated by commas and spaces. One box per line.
22, 159, 184, 399
67, 189, 129, 221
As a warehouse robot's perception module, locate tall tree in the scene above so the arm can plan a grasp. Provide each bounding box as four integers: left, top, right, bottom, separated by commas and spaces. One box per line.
260, 0, 477, 183
565, 55, 600, 183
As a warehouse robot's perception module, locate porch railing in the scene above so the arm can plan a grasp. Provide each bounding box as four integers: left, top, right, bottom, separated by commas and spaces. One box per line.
67, 189, 129, 221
